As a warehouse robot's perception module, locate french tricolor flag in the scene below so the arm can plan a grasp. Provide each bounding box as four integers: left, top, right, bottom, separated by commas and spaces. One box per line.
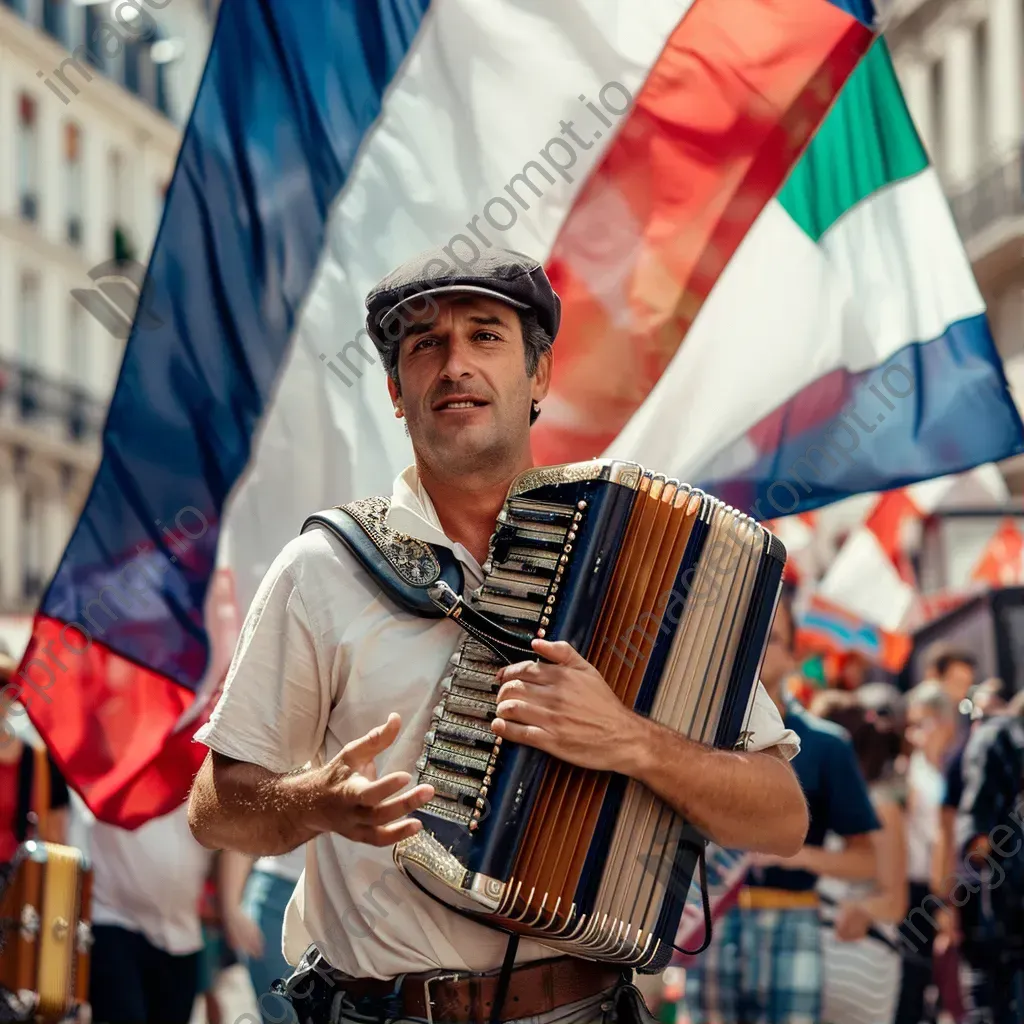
12, 0, 1022, 828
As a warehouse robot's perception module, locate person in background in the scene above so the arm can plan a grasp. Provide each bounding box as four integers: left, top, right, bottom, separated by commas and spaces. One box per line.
948, 689, 1024, 1023
834, 651, 871, 693
85, 801, 213, 1024
0, 645, 69, 860
220, 849, 302, 1023
811, 685, 909, 1024
895, 680, 961, 1024
930, 678, 1006, 1019
924, 645, 977, 742
683, 589, 879, 1024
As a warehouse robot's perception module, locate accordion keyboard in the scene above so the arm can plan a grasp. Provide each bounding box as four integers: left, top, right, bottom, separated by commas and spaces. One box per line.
416, 496, 585, 830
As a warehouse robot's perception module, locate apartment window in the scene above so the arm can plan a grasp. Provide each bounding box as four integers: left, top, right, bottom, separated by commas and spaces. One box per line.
64, 122, 84, 246
16, 93, 39, 223
155, 61, 169, 116
929, 59, 945, 179
109, 150, 135, 262
974, 19, 990, 163
83, 3, 105, 68
42, 0, 65, 44
18, 274, 41, 368
67, 298, 87, 383
21, 490, 44, 602
124, 37, 141, 95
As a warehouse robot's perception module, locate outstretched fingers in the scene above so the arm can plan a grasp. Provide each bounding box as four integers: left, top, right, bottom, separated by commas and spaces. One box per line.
367, 782, 435, 825
341, 712, 403, 766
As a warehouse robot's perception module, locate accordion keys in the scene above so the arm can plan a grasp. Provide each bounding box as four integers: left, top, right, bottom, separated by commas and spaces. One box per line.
396, 459, 785, 972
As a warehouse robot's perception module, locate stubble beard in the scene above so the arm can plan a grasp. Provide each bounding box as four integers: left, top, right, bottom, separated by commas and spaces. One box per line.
410, 407, 530, 485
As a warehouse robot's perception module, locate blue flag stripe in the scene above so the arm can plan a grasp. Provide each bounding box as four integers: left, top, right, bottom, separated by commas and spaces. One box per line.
700, 315, 1024, 519
43, 0, 431, 689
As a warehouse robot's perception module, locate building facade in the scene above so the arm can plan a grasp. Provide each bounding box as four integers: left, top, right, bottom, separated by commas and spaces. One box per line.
0, 0, 214, 652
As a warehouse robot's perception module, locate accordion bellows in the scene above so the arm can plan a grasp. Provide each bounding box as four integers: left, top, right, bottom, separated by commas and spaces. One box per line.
394, 460, 785, 971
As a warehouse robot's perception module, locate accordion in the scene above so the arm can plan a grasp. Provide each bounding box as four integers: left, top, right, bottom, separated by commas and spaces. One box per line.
386, 459, 786, 972
0, 841, 93, 1022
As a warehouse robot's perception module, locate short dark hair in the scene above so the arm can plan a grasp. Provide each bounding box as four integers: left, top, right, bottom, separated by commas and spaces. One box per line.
385, 308, 553, 426
771, 584, 797, 653
812, 688, 904, 784
924, 643, 977, 679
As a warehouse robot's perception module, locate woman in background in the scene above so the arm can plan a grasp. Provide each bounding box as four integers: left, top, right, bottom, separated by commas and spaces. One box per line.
812, 684, 908, 1024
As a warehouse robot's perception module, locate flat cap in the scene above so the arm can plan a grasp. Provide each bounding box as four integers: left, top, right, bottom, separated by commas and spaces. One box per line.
365, 246, 561, 360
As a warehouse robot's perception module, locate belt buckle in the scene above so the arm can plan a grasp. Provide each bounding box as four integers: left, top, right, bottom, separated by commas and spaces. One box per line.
423, 972, 462, 1024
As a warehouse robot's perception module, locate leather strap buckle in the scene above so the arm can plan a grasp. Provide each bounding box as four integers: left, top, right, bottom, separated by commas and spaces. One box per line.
423, 972, 462, 1024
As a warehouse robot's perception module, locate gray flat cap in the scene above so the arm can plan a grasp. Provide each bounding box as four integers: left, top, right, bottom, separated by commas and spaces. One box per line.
365, 246, 561, 359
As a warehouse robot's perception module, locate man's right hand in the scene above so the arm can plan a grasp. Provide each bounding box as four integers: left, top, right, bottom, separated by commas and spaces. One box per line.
302, 713, 435, 847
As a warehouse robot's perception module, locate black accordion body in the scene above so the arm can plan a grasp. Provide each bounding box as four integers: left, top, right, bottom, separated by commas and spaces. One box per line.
306, 459, 786, 973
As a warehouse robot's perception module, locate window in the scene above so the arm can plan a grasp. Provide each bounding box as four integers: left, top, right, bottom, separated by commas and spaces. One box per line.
974, 19, 989, 163
67, 298, 87, 383
18, 274, 41, 368
42, 0, 65, 44
155, 61, 169, 116
83, 3, 105, 69
21, 490, 44, 602
929, 59, 945, 178
124, 37, 141, 95
108, 150, 135, 261
16, 93, 39, 223
64, 122, 83, 246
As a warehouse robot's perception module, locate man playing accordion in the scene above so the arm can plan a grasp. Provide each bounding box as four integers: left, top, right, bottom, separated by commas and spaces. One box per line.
187, 248, 809, 1024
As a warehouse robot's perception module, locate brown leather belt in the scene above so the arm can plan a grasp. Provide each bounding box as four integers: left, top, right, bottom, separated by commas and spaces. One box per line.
338, 955, 625, 1023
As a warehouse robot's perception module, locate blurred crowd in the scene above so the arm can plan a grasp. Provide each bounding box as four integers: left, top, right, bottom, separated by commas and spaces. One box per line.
0, 643, 301, 1024
664, 588, 1024, 1024
3, 583, 1024, 1024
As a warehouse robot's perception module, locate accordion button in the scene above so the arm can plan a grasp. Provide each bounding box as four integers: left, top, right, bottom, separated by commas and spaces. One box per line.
476, 797, 486, 809
559, 555, 568, 565
469, 821, 479, 832
577, 501, 587, 510
574, 513, 583, 523
537, 628, 547, 638
567, 531, 577, 542
562, 544, 572, 554
540, 617, 549, 627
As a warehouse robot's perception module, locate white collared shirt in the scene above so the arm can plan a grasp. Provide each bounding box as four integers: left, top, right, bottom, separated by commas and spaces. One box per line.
195, 466, 799, 978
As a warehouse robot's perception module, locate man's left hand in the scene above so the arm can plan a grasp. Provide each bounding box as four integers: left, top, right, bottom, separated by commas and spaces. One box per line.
491, 638, 640, 771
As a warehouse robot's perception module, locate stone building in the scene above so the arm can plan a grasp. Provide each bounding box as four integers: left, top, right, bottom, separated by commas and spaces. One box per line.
0, 0, 215, 652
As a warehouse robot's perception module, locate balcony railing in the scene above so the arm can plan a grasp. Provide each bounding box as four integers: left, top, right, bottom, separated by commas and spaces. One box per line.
0, 359, 105, 444
949, 147, 1024, 244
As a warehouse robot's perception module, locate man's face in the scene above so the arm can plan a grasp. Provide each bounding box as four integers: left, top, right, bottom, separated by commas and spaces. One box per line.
761, 602, 795, 692
388, 295, 550, 476
940, 660, 975, 704
906, 704, 953, 761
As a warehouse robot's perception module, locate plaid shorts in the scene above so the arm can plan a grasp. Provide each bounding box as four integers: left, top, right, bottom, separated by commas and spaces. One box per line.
681, 905, 822, 1024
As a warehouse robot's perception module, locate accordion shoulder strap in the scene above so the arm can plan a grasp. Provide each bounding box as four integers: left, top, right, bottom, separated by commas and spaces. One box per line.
302, 497, 464, 619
